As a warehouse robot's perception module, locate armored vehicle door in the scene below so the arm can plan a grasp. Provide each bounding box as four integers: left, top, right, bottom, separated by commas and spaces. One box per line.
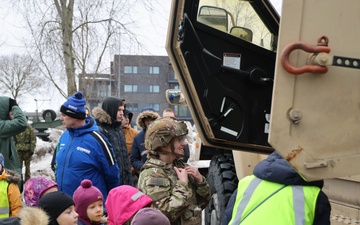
166, 0, 279, 154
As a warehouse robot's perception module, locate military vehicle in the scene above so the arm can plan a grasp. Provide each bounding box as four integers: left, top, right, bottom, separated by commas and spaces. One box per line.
25, 109, 62, 141
166, 0, 360, 224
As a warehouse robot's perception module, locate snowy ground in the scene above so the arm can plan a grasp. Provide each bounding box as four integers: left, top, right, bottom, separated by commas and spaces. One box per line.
25, 129, 63, 180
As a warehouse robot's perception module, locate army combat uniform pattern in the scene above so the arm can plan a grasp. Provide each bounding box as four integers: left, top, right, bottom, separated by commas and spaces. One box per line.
138, 158, 210, 225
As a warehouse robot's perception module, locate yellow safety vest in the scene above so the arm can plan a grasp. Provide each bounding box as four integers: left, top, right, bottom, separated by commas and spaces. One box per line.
228, 175, 320, 225
0, 179, 10, 218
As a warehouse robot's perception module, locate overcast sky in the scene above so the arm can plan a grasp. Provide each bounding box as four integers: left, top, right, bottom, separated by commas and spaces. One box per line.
0, 1, 281, 113
0, 1, 172, 112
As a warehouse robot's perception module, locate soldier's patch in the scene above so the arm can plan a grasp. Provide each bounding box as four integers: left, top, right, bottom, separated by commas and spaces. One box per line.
148, 177, 167, 187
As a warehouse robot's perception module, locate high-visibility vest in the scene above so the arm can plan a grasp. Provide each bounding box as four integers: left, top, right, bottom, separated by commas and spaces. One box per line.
228, 175, 320, 225
0, 180, 10, 218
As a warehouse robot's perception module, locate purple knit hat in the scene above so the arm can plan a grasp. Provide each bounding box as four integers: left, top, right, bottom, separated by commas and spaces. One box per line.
73, 179, 104, 223
24, 177, 58, 206
131, 208, 170, 225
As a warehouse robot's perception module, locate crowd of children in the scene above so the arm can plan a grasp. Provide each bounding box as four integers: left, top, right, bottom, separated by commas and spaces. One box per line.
0, 151, 170, 225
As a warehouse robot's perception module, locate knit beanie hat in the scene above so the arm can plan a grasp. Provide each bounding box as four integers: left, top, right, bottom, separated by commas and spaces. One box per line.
37, 191, 75, 225
131, 208, 170, 225
60, 92, 86, 119
24, 177, 58, 206
105, 185, 152, 225
73, 179, 103, 223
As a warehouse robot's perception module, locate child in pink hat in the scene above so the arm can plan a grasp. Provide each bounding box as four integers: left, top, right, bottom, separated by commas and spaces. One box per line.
23, 176, 58, 206
105, 185, 152, 225
73, 179, 105, 225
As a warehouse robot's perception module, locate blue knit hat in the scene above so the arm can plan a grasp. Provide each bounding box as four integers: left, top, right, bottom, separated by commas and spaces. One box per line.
60, 92, 86, 119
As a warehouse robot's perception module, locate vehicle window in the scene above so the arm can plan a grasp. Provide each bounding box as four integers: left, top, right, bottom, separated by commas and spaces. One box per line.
197, 0, 277, 51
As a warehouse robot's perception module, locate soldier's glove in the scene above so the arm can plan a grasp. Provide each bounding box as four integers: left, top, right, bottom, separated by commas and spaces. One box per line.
9, 98, 18, 112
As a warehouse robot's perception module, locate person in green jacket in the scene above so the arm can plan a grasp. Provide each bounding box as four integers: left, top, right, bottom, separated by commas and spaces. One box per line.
0, 97, 27, 177
14, 124, 37, 181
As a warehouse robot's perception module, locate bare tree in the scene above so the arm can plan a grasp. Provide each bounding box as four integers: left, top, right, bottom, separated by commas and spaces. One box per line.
0, 54, 43, 100
8, 0, 154, 99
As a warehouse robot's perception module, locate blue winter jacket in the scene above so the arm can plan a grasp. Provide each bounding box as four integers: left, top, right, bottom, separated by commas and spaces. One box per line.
55, 117, 120, 201
129, 130, 147, 172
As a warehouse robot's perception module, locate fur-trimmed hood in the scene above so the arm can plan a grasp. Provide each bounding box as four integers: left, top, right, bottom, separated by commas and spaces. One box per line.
136, 110, 160, 130
19, 207, 49, 225
0, 169, 21, 184
92, 107, 112, 124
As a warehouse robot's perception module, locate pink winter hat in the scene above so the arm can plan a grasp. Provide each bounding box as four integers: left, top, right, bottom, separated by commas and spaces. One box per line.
23, 177, 58, 206
73, 179, 103, 223
105, 185, 153, 225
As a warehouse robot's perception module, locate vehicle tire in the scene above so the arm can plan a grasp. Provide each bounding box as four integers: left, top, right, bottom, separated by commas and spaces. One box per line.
204, 153, 238, 225
42, 109, 57, 121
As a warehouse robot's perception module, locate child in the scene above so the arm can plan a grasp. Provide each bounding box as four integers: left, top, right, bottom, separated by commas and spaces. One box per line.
37, 191, 78, 225
73, 179, 105, 225
105, 185, 152, 225
131, 208, 170, 225
23, 176, 58, 206
0, 152, 22, 217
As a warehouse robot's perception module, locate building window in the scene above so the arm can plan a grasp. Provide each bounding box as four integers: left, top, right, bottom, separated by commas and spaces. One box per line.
149, 85, 160, 93
175, 105, 189, 117
127, 103, 138, 112
149, 104, 160, 112
98, 84, 107, 97
124, 85, 138, 92
124, 66, 138, 74
149, 66, 160, 74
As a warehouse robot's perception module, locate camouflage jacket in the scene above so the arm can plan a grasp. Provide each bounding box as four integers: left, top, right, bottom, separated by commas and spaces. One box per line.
14, 125, 36, 153
138, 158, 211, 225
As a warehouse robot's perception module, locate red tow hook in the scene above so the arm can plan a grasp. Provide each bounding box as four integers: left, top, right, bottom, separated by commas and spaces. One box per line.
280, 36, 331, 75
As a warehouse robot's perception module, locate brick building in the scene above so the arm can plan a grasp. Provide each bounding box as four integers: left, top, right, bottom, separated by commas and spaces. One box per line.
80, 55, 192, 127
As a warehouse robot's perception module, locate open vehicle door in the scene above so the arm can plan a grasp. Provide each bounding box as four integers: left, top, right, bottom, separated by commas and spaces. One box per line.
166, 0, 279, 155
167, 0, 360, 181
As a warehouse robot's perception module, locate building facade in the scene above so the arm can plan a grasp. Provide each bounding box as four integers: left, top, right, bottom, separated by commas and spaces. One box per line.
80, 55, 192, 127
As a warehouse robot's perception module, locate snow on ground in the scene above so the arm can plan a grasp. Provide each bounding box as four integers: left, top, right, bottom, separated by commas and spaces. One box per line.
25, 129, 63, 181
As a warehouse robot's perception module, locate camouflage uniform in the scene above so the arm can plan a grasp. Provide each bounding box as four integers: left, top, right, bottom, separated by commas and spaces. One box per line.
14, 125, 36, 181
138, 117, 211, 225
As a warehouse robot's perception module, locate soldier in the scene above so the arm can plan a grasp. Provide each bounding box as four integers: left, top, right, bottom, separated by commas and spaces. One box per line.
137, 117, 210, 225
14, 123, 37, 181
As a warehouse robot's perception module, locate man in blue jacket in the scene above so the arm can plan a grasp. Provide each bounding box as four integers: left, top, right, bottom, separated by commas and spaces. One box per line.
55, 92, 120, 201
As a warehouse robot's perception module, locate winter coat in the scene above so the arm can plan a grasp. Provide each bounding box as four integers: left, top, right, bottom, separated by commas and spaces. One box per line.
122, 124, 139, 175
130, 110, 160, 173
18, 206, 49, 225
55, 117, 120, 201
0, 97, 27, 175
0, 217, 20, 225
92, 107, 133, 186
0, 169, 22, 217
129, 130, 147, 172
221, 151, 331, 225
14, 125, 37, 153
138, 158, 211, 225
122, 125, 139, 156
